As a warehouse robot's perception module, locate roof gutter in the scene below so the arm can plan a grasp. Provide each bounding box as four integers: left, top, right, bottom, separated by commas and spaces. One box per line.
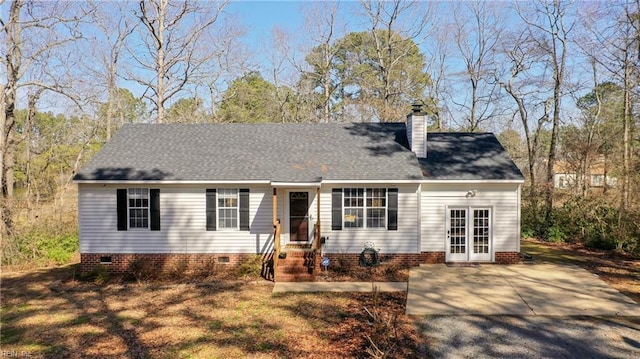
73, 179, 272, 185
421, 179, 525, 184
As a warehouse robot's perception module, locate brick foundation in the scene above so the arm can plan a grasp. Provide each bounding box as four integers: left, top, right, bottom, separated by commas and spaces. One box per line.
81, 250, 522, 277
495, 252, 521, 264
80, 253, 259, 275
320, 252, 423, 268
419, 251, 446, 263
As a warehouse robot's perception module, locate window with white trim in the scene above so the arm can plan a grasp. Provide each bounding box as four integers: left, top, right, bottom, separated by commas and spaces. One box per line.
366, 188, 387, 228
128, 188, 149, 229
343, 188, 387, 228
218, 188, 238, 229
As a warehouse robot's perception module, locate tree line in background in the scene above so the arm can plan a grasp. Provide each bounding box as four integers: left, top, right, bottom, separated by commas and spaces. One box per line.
1, 0, 639, 266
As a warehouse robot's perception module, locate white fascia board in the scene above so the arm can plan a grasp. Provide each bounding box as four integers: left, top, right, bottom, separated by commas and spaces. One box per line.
421, 179, 525, 184
73, 179, 272, 185
270, 181, 322, 188
321, 179, 422, 184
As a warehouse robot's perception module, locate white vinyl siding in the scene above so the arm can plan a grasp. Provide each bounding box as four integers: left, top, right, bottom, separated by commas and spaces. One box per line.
78, 184, 273, 254
321, 184, 419, 254
78, 182, 520, 258
421, 183, 521, 255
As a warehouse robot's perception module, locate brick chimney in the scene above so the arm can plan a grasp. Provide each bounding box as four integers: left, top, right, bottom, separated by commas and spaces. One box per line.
407, 102, 427, 158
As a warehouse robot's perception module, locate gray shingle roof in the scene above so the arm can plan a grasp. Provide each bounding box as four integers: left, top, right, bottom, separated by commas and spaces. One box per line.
418, 132, 524, 181
74, 123, 424, 182
74, 123, 523, 183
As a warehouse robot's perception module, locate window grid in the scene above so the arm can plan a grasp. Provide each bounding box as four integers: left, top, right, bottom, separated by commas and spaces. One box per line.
343, 188, 387, 229
343, 188, 364, 228
218, 188, 238, 229
366, 188, 386, 228
473, 209, 490, 254
449, 209, 466, 254
128, 188, 149, 229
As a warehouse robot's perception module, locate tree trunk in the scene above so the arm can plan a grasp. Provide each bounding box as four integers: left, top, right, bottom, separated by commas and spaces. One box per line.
1, 0, 23, 240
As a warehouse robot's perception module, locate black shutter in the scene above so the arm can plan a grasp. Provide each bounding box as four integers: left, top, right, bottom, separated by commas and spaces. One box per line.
206, 189, 216, 231
117, 189, 128, 231
387, 188, 398, 231
150, 189, 161, 231
332, 188, 342, 230
239, 188, 250, 231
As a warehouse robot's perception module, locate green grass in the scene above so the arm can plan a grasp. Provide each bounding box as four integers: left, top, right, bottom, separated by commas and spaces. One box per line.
520, 240, 585, 264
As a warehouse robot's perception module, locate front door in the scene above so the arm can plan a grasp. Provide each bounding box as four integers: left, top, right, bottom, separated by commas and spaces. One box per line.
289, 192, 309, 242
446, 207, 492, 262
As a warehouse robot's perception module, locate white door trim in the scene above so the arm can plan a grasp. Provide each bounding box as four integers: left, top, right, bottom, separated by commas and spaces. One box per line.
284, 189, 315, 244
445, 205, 494, 262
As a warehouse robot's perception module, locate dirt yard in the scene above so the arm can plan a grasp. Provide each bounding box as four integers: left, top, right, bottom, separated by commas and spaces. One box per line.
1, 240, 639, 358
0, 265, 422, 358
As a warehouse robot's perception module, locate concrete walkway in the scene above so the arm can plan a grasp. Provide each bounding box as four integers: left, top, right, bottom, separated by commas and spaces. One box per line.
406, 264, 640, 316
272, 281, 407, 293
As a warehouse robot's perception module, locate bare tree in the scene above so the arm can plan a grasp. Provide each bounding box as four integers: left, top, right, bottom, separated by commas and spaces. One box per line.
495, 30, 551, 200
128, 0, 229, 123
0, 0, 85, 239
196, 16, 250, 121
423, 17, 453, 131
358, 0, 435, 122
297, 1, 345, 123
516, 0, 575, 225
587, 1, 639, 241
85, 1, 136, 140
450, 0, 504, 131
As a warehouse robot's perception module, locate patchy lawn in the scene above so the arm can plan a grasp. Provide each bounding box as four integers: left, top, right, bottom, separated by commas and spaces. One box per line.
3, 241, 639, 358
521, 238, 640, 303
1, 265, 424, 358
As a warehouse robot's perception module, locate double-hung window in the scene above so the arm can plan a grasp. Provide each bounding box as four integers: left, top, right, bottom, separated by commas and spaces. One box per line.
344, 188, 364, 228
366, 188, 386, 228
128, 188, 149, 229
343, 188, 387, 229
217, 188, 238, 229
117, 188, 159, 231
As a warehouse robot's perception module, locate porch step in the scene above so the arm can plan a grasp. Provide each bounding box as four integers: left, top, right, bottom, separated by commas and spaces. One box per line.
275, 249, 316, 282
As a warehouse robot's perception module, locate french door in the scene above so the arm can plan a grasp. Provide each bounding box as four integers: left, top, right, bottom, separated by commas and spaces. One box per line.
446, 207, 492, 262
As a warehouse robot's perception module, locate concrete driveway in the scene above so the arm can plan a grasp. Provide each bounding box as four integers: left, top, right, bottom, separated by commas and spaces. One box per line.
406, 264, 640, 316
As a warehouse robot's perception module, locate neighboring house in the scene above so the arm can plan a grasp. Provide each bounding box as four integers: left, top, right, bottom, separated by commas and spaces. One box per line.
553, 160, 617, 190
74, 107, 524, 281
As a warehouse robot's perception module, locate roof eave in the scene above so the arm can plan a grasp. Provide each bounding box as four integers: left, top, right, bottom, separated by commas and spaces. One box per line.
421, 179, 525, 184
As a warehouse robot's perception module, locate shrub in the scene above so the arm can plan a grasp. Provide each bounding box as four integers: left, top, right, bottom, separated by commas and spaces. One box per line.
546, 225, 567, 243
37, 233, 79, 265
1, 228, 79, 266
363, 287, 401, 358
127, 258, 157, 283
521, 203, 546, 239
521, 228, 535, 239
234, 255, 263, 281
81, 265, 111, 285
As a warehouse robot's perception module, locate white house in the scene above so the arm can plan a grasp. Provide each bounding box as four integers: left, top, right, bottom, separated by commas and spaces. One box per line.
553, 159, 617, 190
74, 107, 524, 281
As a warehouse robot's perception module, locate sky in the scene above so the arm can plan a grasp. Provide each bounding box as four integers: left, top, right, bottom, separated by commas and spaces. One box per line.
225, 1, 306, 40
9, 0, 589, 130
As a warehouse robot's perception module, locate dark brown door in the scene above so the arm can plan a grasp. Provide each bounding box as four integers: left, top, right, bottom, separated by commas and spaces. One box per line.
289, 192, 309, 242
